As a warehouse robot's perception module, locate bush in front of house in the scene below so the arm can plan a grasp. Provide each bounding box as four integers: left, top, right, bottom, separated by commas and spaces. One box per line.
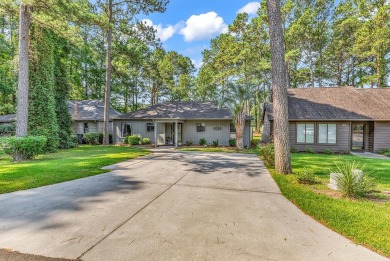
0, 124, 16, 136
185, 140, 193, 146
258, 143, 275, 166
212, 139, 219, 147
330, 161, 375, 198
377, 149, 390, 157
83, 132, 100, 145
70, 135, 79, 147
296, 168, 317, 184
142, 137, 151, 145
305, 147, 315, 154
229, 138, 236, 147
126, 135, 141, 145
199, 138, 207, 146
0, 136, 47, 161
323, 149, 334, 155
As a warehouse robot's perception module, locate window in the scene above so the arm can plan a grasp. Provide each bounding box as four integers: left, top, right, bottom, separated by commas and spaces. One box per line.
121, 123, 131, 137
230, 123, 236, 133
84, 123, 89, 133
196, 123, 205, 132
297, 123, 314, 143
146, 123, 155, 132
318, 124, 336, 144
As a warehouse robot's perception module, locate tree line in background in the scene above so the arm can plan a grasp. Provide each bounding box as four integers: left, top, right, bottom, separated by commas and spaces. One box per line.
199, 0, 389, 131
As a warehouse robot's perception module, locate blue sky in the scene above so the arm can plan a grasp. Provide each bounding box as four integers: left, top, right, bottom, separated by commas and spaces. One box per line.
140, 1, 261, 68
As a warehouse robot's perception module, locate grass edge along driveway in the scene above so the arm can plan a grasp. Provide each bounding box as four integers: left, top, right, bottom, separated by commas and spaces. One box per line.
264, 153, 390, 258
0, 145, 150, 194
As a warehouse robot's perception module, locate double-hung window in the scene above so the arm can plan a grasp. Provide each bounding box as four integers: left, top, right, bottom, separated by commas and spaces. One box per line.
146, 123, 155, 132
196, 123, 205, 132
297, 123, 314, 143
318, 124, 337, 144
230, 123, 236, 133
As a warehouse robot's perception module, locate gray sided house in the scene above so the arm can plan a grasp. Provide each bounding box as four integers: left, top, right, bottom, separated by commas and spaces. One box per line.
113, 101, 251, 147
0, 101, 121, 140
262, 87, 390, 153
0, 114, 16, 126
67, 100, 121, 140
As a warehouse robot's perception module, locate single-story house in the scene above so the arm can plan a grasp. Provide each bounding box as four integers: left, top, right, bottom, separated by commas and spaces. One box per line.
0, 101, 121, 141
113, 101, 251, 147
0, 114, 16, 126
262, 86, 390, 153
67, 100, 121, 141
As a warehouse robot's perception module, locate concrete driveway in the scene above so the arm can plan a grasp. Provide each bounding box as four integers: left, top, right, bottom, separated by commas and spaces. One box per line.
0, 150, 386, 261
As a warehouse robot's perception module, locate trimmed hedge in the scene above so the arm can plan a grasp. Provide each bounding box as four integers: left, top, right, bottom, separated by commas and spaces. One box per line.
0, 136, 47, 161
126, 135, 141, 145
142, 137, 151, 145
83, 133, 100, 145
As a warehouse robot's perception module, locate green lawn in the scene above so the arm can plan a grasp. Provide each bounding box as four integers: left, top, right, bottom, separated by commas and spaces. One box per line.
0, 145, 150, 194
268, 153, 390, 257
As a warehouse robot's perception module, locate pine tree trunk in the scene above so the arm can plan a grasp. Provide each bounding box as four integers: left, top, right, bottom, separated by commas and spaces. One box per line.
235, 110, 245, 150
15, 3, 31, 137
103, 0, 113, 145
267, 0, 292, 174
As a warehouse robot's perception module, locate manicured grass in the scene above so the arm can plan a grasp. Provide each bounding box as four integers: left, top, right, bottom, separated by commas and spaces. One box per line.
266, 153, 390, 257
178, 146, 258, 154
292, 153, 390, 190
0, 145, 150, 194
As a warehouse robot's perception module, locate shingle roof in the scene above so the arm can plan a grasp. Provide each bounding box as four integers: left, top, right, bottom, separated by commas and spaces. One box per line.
0, 114, 16, 123
67, 100, 122, 121
116, 101, 233, 120
265, 86, 390, 121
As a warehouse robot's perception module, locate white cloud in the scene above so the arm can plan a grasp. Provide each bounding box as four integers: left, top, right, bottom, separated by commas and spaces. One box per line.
179, 12, 228, 42
237, 2, 260, 15
142, 19, 175, 42
191, 59, 204, 69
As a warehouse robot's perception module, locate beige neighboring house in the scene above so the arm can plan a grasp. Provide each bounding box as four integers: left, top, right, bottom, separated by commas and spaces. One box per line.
67, 100, 122, 142
112, 101, 251, 147
262, 86, 390, 153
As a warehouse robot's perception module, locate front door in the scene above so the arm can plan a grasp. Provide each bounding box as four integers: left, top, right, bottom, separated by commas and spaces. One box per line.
352, 123, 364, 151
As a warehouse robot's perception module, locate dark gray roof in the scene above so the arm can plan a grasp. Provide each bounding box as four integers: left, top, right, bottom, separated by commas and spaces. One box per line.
0, 114, 16, 123
116, 101, 233, 120
67, 100, 122, 121
265, 86, 390, 121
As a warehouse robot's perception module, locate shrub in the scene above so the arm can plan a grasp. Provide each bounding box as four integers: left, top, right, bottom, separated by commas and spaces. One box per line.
377, 149, 390, 157
229, 138, 236, 147
126, 135, 141, 145
0, 136, 47, 161
70, 135, 79, 147
142, 137, 151, 145
199, 138, 207, 146
186, 140, 193, 146
323, 149, 334, 155
83, 133, 100, 145
305, 147, 315, 154
296, 168, 317, 184
330, 161, 375, 198
290, 147, 298, 153
258, 143, 275, 166
0, 124, 16, 136
212, 139, 219, 147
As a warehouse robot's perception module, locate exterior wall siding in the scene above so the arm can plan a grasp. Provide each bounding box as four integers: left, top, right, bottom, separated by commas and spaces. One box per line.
289, 121, 351, 153
72, 121, 113, 135
113, 119, 251, 146
262, 113, 271, 142
182, 120, 231, 146
374, 122, 390, 151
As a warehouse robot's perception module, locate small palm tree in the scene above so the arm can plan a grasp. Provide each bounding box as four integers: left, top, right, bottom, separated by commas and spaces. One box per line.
220, 83, 253, 149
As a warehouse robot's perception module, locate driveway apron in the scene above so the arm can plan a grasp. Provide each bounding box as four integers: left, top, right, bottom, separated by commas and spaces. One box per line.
0, 151, 386, 261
